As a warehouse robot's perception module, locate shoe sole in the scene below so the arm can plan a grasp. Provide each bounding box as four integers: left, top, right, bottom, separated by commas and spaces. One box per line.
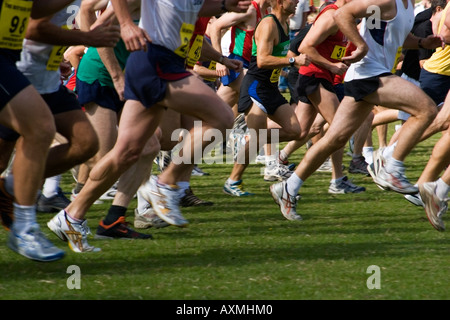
47, 219, 68, 242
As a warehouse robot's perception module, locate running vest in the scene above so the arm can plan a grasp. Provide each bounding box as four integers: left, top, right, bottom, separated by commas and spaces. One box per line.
16, 0, 81, 94
299, 4, 348, 83
423, 2, 450, 76
345, 0, 414, 81
139, 0, 204, 59
229, 1, 266, 62
0, 0, 33, 61
248, 14, 290, 84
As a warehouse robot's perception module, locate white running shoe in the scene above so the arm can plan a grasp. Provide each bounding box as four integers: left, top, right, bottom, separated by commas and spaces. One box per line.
404, 193, 424, 207
263, 161, 292, 181
419, 182, 448, 232
140, 176, 189, 227
8, 223, 65, 262
47, 210, 101, 253
269, 181, 302, 221
134, 207, 170, 229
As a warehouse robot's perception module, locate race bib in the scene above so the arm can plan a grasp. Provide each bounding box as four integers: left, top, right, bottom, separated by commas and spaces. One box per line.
0, 0, 33, 50
391, 46, 403, 73
46, 26, 70, 71
186, 34, 203, 68
174, 22, 194, 59
203, 61, 217, 82
330, 45, 346, 60
270, 68, 281, 83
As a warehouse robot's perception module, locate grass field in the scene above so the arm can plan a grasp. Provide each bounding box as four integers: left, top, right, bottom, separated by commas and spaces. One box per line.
0, 122, 448, 301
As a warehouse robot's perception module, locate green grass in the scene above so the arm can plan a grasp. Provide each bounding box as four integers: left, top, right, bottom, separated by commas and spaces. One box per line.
0, 124, 448, 300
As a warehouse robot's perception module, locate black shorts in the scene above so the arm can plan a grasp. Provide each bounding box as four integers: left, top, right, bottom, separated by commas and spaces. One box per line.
238, 74, 288, 115
295, 74, 335, 104
0, 84, 82, 141
0, 54, 31, 110
344, 73, 392, 101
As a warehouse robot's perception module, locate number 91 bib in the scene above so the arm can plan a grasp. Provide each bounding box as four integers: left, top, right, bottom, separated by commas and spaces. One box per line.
0, 0, 33, 50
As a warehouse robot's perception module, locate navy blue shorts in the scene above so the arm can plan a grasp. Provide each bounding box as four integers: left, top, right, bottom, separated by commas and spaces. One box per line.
419, 69, 450, 105
0, 54, 31, 111
220, 53, 249, 86
124, 43, 192, 108
76, 78, 124, 112
344, 73, 391, 101
296, 74, 336, 104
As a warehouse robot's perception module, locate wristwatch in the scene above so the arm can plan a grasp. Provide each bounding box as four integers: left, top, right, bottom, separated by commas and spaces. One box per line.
289, 57, 295, 67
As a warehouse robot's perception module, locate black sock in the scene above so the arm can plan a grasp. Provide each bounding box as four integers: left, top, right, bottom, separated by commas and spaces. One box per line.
103, 205, 127, 225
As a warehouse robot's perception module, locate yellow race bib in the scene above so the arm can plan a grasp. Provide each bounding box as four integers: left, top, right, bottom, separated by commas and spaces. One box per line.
391, 46, 403, 73
174, 22, 194, 59
330, 45, 346, 60
270, 68, 281, 83
0, 0, 33, 50
186, 34, 203, 68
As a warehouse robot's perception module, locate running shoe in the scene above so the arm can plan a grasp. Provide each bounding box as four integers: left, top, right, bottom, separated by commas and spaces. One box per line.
134, 207, 170, 229
419, 181, 448, 232
349, 156, 370, 176
154, 150, 172, 172
140, 176, 189, 227
0, 177, 14, 230
37, 188, 71, 213
71, 188, 103, 205
191, 165, 209, 176
8, 223, 65, 262
316, 157, 332, 172
367, 148, 388, 190
328, 176, 366, 194
269, 181, 302, 221
263, 161, 293, 181
404, 193, 424, 207
223, 179, 254, 197
47, 210, 101, 253
99, 181, 118, 200
179, 187, 213, 207
95, 216, 152, 239
375, 166, 418, 194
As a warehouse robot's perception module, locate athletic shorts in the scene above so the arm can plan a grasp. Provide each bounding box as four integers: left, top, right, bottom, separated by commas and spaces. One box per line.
295, 74, 335, 104
419, 68, 450, 105
344, 73, 392, 101
220, 53, 249, 86
124, 43, 192, 108
0, 84, 82, 141
76, 78, 124, 112
0, 54, 31, 111
238, 74, 288, 115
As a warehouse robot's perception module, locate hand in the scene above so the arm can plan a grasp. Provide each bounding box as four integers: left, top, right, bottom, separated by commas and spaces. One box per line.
88, 22, 121, 48
329, 62, 349, 76
215, 62, 230, 77
224, 0, 252, 13
222, 57, 243, 73
422, 34, 445, 50
295, 53, 310, 67
120, 22, 152, 52
341, 44, 368, 64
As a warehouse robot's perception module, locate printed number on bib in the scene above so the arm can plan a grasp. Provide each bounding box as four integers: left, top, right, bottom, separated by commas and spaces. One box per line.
391, 46, 402, 74
270, 68, 281, 83
46, 25, 69, 71
0, 0, 33, 50
174, 23, 194, 59
330, 45, 346, 60
186, 34, 203, 68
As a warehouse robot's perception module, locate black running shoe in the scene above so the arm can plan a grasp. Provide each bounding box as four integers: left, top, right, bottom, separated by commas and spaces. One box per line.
37, 188, 71, 213
95, 217, 152, 239
180, 187, 213, 207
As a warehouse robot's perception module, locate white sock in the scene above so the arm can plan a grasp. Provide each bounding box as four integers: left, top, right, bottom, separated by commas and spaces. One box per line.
436, 178, 450, 200
136, 186, 150, 213
331, 176, 344, 184
382, 142, 397, 159
42, 175, 61, 198
363, 147, 373, 165
12, 203, 36, 233
286, 172, 303, 196
385, 157, 404, 174
279, 150, 288, 162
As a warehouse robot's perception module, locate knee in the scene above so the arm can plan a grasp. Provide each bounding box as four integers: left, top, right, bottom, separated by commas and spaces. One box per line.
141, 133, 161, 160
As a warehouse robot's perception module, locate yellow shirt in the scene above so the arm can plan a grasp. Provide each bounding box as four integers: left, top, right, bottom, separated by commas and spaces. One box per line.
423, 3, 450, 76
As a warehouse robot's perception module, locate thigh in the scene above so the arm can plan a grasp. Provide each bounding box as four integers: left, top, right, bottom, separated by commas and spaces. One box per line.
308, 84, 340, 124
269, 102, 300, 133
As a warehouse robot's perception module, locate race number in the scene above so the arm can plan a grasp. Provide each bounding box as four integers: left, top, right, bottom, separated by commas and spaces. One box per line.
0, 0, 33, 50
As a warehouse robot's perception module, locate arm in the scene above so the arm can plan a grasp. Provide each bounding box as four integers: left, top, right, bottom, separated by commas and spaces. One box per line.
110, 0, 151, 51
256, 18, 310, 69
25, 15, 120, 48
64, 45, 86, 70
199, 0, 252, 17
31, 0, 76, 19
79, 0, 110, 31
299, 9, 348, 75
200, 37, 243, 74
403, 33, 444, 50
334, 0, 394, 64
